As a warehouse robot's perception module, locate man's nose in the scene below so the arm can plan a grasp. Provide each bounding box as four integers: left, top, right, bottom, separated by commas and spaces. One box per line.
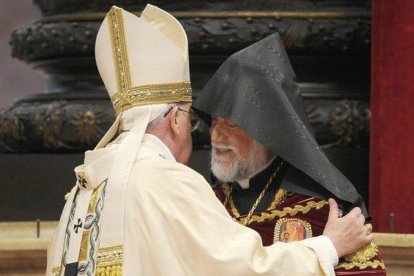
210, 124, 223, 143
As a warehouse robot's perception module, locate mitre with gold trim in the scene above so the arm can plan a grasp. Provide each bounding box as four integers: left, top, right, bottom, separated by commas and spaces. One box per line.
96, 4, 192, 116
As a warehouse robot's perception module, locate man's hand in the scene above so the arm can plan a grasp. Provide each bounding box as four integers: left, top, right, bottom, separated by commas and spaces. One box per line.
323, 198, 373, 257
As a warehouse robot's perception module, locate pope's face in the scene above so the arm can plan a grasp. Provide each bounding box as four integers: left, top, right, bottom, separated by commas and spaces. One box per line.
210, 116, 269, 182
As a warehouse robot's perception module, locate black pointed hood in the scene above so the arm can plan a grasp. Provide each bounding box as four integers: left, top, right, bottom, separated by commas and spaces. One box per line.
194, 33, 368, 217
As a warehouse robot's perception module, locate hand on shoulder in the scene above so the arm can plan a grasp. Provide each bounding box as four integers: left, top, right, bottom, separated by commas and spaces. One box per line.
323, 198, 373, 257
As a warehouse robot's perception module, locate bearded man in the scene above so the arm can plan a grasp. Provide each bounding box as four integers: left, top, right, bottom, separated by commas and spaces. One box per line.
194, 33, 386, 275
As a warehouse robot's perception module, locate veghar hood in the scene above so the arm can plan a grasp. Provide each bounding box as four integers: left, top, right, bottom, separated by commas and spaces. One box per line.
193, 33, 368, 217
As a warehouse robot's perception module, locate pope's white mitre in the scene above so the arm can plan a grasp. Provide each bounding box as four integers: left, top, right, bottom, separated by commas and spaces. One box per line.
95, 5, 192, 115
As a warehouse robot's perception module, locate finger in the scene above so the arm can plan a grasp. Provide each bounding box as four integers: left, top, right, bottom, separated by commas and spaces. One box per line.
358, 213, 365, 225
348, 211, 365, 227
327, 198, 339, 221
364, 223, 373, 236
347, 207, 362, 218
338, 208, 343, 218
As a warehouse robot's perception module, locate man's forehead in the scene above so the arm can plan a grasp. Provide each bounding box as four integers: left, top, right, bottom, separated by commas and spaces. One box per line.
212, 116, 254, 136
212, 115, 237, 123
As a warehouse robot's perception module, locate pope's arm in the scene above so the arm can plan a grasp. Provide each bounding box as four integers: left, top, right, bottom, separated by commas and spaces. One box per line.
126, 158, 337, 275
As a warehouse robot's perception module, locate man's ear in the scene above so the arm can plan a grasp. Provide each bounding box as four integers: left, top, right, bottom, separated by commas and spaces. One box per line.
169, 106, 180, 136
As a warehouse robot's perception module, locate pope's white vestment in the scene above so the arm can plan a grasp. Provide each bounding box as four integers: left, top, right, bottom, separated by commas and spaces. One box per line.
47, 134, 336, 275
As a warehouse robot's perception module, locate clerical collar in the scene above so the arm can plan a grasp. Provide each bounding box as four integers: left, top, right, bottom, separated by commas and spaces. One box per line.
238, 156, 277, 189
144, 133, 176, 161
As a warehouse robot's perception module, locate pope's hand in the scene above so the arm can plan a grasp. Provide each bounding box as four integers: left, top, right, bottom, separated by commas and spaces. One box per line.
323, 198, 372, 257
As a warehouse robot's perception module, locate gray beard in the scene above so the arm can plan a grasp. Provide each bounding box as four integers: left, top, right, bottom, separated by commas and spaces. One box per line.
210, 143, 269, 183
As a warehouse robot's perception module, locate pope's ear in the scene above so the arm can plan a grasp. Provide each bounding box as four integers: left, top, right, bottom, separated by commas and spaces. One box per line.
169, 106, 180, 136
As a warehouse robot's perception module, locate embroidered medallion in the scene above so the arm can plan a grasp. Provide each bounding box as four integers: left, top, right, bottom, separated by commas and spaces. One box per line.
273, 218, 312, 243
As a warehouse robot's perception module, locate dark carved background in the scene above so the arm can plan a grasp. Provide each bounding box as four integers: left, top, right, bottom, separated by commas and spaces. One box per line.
0, 0, 371, 220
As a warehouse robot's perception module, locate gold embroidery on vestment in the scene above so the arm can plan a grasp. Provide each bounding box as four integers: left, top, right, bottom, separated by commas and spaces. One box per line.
337, 236, 385, 271
87, 185, 100, 213
344, 241, 378, 263
79, 230, 90, 262
51, 266, 61, 276
248, 200, 328, 223
96, 264, 122, 276
223, 187, 288, 219
223, 182, 327, 224
96, 245, 123, 270
335, 260, 386, 270
268, 189, 287, 210
223, 184, 241, 218
77, 181, 107, 273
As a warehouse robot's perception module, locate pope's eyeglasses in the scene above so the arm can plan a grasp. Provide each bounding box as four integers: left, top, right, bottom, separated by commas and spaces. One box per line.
164, 106, 201, 132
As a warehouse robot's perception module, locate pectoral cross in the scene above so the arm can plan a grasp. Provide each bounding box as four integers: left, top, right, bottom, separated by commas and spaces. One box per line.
73, 218, 83, 234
